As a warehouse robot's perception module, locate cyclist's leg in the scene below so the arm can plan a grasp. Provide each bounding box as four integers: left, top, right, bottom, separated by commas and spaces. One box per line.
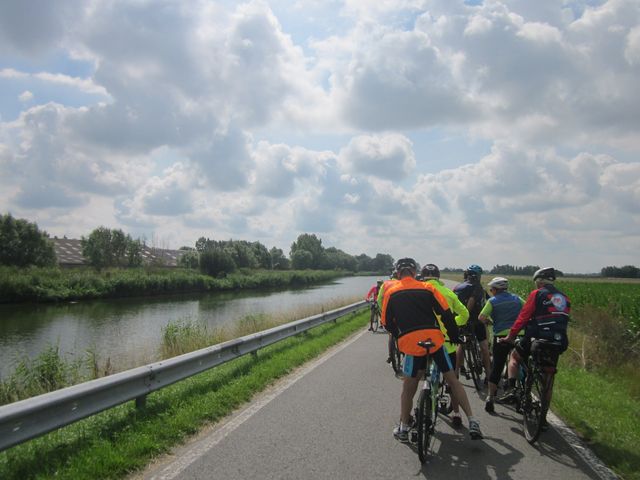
400, 355, 425, 425
474, 321, 491, 380
487, 338, 511, 411
369, 305, 375, 330
455, 344, 464, 376
434, 350, 476, 421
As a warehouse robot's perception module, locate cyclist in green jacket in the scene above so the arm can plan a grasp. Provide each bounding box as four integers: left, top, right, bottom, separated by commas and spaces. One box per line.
422, 263, 469, 428
478, 277, 524, 413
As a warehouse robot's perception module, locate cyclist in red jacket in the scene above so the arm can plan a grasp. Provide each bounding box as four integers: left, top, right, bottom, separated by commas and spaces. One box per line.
500, 267, 570, 408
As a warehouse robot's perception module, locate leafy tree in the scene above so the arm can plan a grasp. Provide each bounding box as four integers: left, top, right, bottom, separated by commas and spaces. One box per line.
325, 247, 357, 271
81, 227, 142, 269
270, 247, 290, 270
601, 265, 640, 278
291, 249, 313, 269
372, 253, 394, 273
290, 234, 326, 269
199, 247, 236, 277
0, 213, 56, 267
355, 254, 374, 272
178, 250, 200, 269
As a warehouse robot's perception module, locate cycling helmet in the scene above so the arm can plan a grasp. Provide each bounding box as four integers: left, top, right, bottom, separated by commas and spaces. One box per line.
421, 263, 440, 279
533, 267, 556, 282
488, 277, 509, 290
395, 257, 417, 276
467, 264, 483, 275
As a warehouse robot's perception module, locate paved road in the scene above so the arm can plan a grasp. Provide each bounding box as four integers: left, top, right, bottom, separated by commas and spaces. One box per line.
137, 327, 614, 480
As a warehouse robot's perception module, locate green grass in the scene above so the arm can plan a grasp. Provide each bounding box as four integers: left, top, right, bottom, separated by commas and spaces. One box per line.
0, 266, 348, 303
553, 362, 640, 480
0, 310, 368, 480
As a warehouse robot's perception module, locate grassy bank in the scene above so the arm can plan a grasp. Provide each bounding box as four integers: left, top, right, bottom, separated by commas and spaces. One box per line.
0, 266, 347, 303
0, 310, 368, 480
0, 297, 361, 405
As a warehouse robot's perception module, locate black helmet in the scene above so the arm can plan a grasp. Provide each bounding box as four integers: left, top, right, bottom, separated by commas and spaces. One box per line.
533, 267, 556, 282
421, 263, 440, 279
395, 257, 417, 276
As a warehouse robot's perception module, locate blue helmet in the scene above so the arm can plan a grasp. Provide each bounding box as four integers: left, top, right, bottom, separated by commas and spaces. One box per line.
467, 264, 483, 275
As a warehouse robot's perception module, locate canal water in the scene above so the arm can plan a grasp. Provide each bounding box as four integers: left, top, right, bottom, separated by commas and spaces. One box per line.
0, 275, 381, 378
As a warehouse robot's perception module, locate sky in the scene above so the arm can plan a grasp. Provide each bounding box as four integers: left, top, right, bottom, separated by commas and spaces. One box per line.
0, 0, 639, 274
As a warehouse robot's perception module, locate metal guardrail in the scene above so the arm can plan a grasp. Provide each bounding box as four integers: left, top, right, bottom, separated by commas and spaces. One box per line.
0, 300, 367, 452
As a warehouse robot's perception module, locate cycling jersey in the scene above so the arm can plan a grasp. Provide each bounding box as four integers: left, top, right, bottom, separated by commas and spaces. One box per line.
377, 279, 398, 318
381, 277, 459, 356
365, 284, 379, 302
479, 292, 525, 336
510, 284, 571, 338
425, 279, 469, 354
454, 280, 488, 322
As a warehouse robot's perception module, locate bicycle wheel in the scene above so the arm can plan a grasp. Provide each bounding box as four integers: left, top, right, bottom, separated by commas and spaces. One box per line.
438, 378, 453, 415
390, 339, 403, 375
372, 309, 380, 332
416, 388, 434, 464
522, 363, 547, 444
464, 340, 483, 392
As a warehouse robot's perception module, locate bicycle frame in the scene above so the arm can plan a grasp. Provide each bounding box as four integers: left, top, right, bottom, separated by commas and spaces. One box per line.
515, 339, 562, 444
459, 327, 483, 392
411, 341, 441, 464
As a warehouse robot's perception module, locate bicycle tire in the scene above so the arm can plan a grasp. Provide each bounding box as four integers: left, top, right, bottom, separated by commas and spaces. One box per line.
390, 339, 403, 375
522, 362, 547, 444
464, 340, 483, 392
438, 378, 453, 415
372, 309, 380, 332
416, 388, 433, 464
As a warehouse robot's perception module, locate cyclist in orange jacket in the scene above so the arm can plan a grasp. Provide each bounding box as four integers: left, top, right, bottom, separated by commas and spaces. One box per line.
382, 258, 483, 442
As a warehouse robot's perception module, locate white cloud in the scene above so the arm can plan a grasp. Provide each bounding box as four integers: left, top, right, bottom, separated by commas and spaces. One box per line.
18, 91, 33, 102
338, 133, 415, 180
0, 0, 639, 272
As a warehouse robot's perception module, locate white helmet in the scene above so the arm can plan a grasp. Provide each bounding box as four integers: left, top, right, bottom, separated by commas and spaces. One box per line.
488, 277, 509, 290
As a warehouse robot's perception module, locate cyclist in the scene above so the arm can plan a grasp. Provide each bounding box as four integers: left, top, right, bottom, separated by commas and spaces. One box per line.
478, 277, 524, 413
454, 265, 491, 386
421, 263, 469, 428
500, 267, 571, 419
379, 271, 399, 365
365, 280, 383, 331
382, 258, 483, 442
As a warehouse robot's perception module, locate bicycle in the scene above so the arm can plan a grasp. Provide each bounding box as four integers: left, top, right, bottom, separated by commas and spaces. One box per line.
368, 300, 380, 332
458, 326, 484, 392
388, 336, 404, 376
513, 338, 563, 444
409, 339, 441, 464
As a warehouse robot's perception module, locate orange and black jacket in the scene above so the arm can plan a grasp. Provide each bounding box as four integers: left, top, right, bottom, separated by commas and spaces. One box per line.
381, 277, 460, 356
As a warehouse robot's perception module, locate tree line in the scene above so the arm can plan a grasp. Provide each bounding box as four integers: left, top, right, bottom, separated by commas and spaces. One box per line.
0, 214, 394, 277
601, 265, 640, 278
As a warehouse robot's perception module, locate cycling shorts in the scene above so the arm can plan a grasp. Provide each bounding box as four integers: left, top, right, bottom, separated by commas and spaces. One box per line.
470, 318, 488, 342
402, 348, 454, 378
490, 337, 514, 385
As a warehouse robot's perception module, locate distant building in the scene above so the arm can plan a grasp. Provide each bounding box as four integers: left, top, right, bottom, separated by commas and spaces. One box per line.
52, 237, 186, 268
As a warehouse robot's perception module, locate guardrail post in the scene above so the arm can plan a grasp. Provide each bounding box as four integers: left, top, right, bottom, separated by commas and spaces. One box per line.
135, 395, 147, 410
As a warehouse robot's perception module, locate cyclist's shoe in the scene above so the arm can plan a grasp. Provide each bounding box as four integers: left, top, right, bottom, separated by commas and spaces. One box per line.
386, 356, 392, 364
497, 389, 517, 404
484, 399, 495, 414
452, 415, 462, 429
393, 423, 411, 443
541, 418, 550, 431
368, 327, 373, 331
468, 420, 483, 440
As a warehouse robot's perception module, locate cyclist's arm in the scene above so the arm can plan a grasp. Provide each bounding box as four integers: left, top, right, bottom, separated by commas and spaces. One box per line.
506, 290, 537, 341
478, 300, 492, 324
432, 295, 459, 343
448, 292, 469, 326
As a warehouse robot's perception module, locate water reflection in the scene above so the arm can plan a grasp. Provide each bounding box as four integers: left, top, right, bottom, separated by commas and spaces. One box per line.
0, 275, 380, 377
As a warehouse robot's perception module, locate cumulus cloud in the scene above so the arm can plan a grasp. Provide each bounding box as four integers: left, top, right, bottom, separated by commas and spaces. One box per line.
338, 133, 415, 180
0, 0, 639, 272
